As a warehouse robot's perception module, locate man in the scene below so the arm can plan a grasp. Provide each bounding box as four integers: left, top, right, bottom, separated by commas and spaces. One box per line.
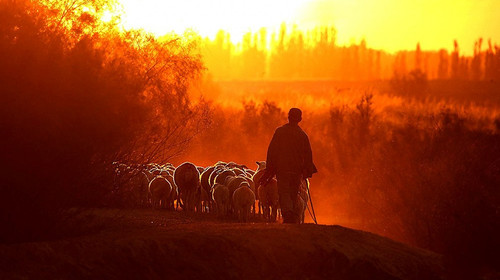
260, 108, 317, 224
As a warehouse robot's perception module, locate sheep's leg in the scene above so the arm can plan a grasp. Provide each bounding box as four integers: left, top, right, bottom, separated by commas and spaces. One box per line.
245, 207, 251, 222
271, 207, 277, 222
263, 205, 270, 221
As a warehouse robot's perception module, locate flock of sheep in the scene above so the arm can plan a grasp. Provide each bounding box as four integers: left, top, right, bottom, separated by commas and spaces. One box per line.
113, 161, 310, 223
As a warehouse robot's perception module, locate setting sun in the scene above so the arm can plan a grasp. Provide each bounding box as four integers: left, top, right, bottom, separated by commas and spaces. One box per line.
119, 0, 309, 42
118, 0, 500, 54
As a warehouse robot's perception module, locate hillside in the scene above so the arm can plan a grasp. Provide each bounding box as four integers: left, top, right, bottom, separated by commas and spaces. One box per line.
0, 209, 444, 280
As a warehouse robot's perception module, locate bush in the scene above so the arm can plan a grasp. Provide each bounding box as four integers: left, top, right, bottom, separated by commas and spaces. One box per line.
0, 0, 207, 242
322, 101, 500, 276
390, 69, 429, 97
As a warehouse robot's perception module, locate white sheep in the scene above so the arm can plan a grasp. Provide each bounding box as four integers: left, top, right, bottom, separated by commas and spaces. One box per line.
148, 176, 172, 209
163, 174, 178, 210
251, 165, 269, 216
173, 162, 200, 212
196, 166, 206, 174
255, 161, 266, 171
196, 187, 210, 213
200, 166, 215, 193
231, 167, 245, 176
225, 175, 247, 195
297, 178, 310, 224
214, 169, 237, 187
232, 182, 256, 222
252, 162, 280, 221
244, 169, 256, 177
208, 165, 226, 188
211, 183, 229, 217
257, 178, 279, 222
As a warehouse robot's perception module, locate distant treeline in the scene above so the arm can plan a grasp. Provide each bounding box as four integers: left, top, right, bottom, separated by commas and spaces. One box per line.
200, 25, 500, 81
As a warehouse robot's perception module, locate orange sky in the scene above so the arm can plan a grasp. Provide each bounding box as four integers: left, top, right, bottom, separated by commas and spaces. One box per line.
118, 0, 500, 55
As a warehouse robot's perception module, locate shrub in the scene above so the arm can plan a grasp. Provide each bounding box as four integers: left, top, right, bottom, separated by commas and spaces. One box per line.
0, 0, 207, 242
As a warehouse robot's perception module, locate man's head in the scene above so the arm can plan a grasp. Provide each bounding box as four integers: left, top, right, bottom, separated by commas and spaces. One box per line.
288, 108, 302, 124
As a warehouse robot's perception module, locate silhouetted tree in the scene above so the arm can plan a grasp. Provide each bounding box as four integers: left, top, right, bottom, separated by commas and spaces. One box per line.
471, 38, 483, 80
451, 40, 460, 80
0, 0, 208, 242
437, 49, 449, 80
415, 43, 422, 71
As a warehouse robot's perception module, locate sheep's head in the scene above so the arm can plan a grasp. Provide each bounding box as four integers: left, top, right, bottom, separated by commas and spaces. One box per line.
255, 161, 266, 171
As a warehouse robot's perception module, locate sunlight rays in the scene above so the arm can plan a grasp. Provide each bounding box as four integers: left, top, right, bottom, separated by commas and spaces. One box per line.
117, 0, 500, 55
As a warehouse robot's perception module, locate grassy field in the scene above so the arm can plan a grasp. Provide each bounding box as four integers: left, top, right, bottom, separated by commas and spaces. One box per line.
182, 78, 500, 278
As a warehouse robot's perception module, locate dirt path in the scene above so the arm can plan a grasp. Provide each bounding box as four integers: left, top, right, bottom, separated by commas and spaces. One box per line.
0, 209, 444, 280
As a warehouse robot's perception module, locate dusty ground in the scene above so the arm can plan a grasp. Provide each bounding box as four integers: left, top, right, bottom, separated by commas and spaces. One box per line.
0, 209, 444, 280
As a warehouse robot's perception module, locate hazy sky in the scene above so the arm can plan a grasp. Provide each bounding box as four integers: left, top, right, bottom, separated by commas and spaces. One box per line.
119, 0, 500, 54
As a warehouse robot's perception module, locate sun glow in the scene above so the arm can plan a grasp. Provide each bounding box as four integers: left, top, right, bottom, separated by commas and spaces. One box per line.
118, 0, 309, 43
117, 0, 500, 55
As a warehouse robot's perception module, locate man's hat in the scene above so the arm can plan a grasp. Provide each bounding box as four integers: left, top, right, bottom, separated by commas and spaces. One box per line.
288, 108, 302, 122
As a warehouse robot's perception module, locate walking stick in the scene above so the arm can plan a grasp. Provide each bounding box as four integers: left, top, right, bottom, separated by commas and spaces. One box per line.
306, 180, 318, 224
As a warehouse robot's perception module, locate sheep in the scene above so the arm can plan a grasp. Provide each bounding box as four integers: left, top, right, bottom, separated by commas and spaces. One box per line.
231, 167, 245, 176
232, 182, 255, 222
214, 169, 236, 187
208, 165, 225, 188
223, 175, 249, 215
240, 175, 255, 194
252, 168, 266, 215
195, 187, 210, 213
226, 162, 248, 170
244, 169, 256, 177
252, 162, 280, 221
297, 178, 310, 224
258, 178, 279, 222
296, 195, 307, 224
215, 161, 228, 167
149, 176, 172, 209
225, 175, 248, 200
162, 174, 178, 210
170, 184, 179, 210
196, 166, 206, 174
200, 166, 215, 194
150, 168, 162, 177
241, 175, 258, 214
198, 166, 216, 212
174, 162, 200, 212
255, 161, 266, 171
160, 170, 170, 177
211, 183, 229, 217
165, 163, 176, 175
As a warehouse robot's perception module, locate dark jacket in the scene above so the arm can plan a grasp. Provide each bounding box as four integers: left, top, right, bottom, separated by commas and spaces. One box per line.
265, 123, 317, 179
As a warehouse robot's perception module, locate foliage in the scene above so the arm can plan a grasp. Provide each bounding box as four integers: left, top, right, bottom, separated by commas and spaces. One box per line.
184, 91, 499, 277
0, 0, 207, 242
200, 27, 500, 82
319, 99, 499, 277
390, 69, 428, 97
